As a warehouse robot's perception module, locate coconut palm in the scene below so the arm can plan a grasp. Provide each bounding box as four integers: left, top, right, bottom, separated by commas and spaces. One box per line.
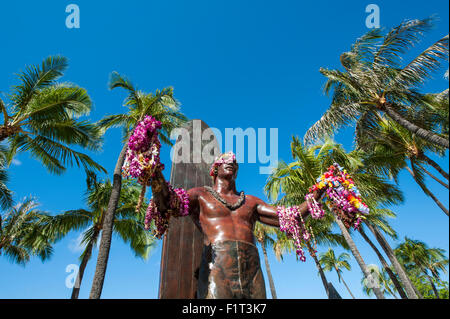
361, 265, 399, 298
265, 136, 407, 299
395, 237, 449, 299
358, 114, 448, 215
254, 222, 278, 299
46, 176, 155, 299
265, 137, 400, 299
0, 145, 13, 210
356, 207, 409, 299
0, 197, 53, 265
89, 72, 187, 299
319, 248, 355, 298
0, 56, 105, 175
304, 18, 449, 149
363, 221, 421, 299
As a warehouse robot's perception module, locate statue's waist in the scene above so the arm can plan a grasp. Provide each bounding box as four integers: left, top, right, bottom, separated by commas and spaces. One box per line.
201, 240, 260, 267
209, 239, 257, 250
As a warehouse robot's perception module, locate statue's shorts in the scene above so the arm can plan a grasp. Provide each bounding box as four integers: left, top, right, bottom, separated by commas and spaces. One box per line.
197, 240, 266, 299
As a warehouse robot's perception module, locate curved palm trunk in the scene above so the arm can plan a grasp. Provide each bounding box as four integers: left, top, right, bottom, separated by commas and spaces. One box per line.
359, 227, 407, 299
419, 153, 449, 181
71, 229, 99, 299
419, 164, 449, 189
261, 245, 277, 299
332, 212, 385, 299
383, 104, 449, 149
89, 143, 128, 299
425, 272, 440, 299
365, 223, 421, 299
335, 267, 355, 299
406, 165, 449, 216
306, 241, 330, 298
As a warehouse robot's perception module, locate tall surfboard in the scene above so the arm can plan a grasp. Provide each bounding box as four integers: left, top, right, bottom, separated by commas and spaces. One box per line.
158, 119, 220, 298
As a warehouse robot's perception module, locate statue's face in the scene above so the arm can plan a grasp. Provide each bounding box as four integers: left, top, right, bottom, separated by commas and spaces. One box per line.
216, 156, 238, 180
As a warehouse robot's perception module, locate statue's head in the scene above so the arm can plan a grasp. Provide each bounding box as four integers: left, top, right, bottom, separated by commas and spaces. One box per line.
210, 151, 238, 181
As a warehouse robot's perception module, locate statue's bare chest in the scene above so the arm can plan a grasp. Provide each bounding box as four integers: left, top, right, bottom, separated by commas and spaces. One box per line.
198, 193, 256, 221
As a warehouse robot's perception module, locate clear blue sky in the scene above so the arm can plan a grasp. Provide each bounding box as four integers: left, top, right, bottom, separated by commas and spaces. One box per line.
0, 0, 448, 299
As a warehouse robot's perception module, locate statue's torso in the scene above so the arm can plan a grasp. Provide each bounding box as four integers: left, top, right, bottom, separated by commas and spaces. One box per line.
191, 187, 259, 246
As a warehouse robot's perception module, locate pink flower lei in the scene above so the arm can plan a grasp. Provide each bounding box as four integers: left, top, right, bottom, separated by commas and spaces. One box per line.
122, 116, 190, 237
122, 115, 164, 182
277, 205, 313, 262
145, 182, 190, 238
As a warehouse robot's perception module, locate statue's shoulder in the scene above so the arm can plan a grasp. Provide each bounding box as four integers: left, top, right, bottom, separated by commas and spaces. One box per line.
188, 186, 209, 196
244, 193, 265, 205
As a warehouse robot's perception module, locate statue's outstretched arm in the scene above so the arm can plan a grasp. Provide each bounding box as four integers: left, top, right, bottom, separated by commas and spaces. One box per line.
256, 189, 325, 228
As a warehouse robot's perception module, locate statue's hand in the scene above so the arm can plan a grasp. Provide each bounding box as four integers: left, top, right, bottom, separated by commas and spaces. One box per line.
150, 169, 170, 217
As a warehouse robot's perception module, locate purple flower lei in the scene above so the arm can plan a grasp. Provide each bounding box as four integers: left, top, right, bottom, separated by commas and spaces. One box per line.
122, 116, 190, 237
122, 115, 164, 182
276, 205, 312, 262
145, 182, 190, 238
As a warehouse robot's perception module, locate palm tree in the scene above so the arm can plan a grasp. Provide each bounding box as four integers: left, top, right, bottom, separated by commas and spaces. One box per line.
89, 72, 187, 299
0, 197, 53, 265
358, 114, 448, 215
361, 265, 399, 298
0, 56, 106, 175
357, 208, 407, 299
265, 137, 406, 299
265, 137, 399, 298
395, 237, 449, 299
304, 18, 449, 149
254, 222, 278, 299
319, 248, 355, 298
265, 152, 351, 299
0, 145, 13, 210
46, 177, 155, 299
364, 222, 421, 299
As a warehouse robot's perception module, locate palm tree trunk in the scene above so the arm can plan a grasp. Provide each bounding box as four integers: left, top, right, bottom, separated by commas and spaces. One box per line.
306, 241, 330, 298
425, 272, 440, 299
71, 230, 99, 299
383, 103, 449, 149
419, 164, 449, 189
405, 165, 449, 216
0, 98, 8, 128
261, 245, 277, 299
418, 153, 449, 181
359, 227, 408, 299
89, 143, 128, 299
332, 212, 385, 299
365, 223, 421, 299
335, 267, 355, 299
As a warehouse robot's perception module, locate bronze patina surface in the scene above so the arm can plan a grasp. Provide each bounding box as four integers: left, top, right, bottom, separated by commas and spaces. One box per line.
197, 240, 266, 299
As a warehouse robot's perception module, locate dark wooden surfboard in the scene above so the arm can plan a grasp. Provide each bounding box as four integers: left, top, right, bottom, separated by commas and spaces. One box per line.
158, 119, 220, 299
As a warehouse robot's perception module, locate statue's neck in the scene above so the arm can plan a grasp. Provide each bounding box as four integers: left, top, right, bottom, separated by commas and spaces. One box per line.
214, 177, 237, 196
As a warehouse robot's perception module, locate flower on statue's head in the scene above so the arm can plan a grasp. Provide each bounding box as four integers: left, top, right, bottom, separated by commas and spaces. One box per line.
209, 151, 238, 178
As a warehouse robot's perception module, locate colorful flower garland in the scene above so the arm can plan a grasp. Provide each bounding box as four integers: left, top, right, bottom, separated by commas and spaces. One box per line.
122, 115, 190, 237
277, 163, 370, 261
309, 163, 369, 229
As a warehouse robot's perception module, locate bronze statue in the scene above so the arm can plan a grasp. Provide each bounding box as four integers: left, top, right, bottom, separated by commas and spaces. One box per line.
152, 151, 324, 298
183, 152, 324, 298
